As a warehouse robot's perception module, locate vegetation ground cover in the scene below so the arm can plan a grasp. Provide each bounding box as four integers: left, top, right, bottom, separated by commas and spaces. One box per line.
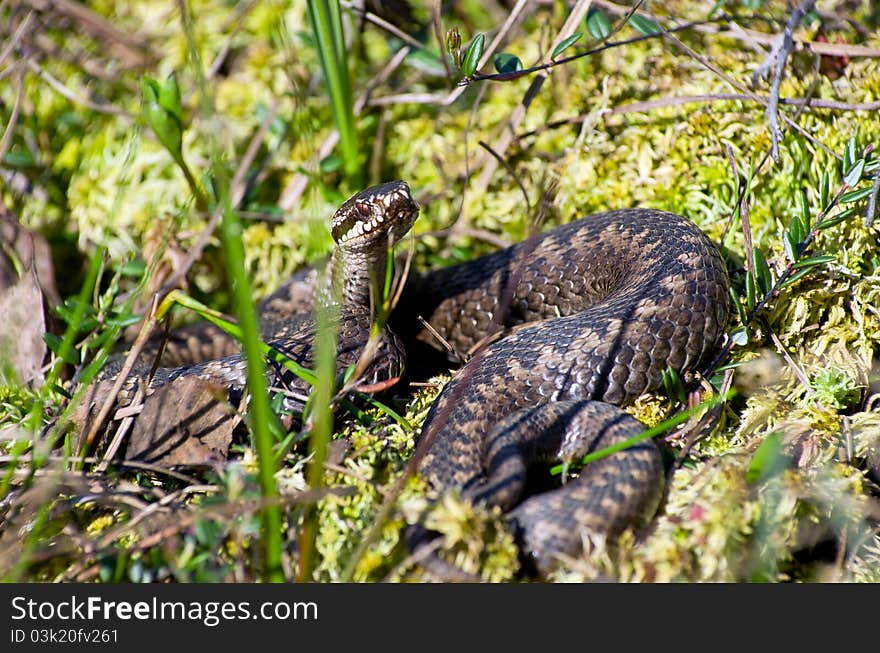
1, 0, 879, 582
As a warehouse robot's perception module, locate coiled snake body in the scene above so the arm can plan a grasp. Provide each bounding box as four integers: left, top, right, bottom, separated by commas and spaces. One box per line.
98, 181, 730, 577
401, 205, 729, 573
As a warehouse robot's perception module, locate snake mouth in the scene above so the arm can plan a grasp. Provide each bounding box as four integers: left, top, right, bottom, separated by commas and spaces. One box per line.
331, 180, 419, 247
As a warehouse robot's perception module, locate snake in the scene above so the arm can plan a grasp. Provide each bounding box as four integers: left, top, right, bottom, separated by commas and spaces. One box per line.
95, 181, 417, 414
93, 180, 730, 577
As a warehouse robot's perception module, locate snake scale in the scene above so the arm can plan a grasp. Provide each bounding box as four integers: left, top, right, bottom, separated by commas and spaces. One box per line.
97, 181, 730, 577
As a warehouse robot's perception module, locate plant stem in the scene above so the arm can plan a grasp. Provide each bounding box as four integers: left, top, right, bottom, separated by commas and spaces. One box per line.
214, 160, 284, 582
297, 303, 339, 581
703, 185, 850, 379
177, 0, 283, 581
306, 0, 361, 183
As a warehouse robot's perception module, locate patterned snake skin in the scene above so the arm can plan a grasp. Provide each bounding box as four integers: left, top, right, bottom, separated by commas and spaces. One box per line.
399, 209, 730, 574
100, 181, 416, 412
97, 181, 730, 577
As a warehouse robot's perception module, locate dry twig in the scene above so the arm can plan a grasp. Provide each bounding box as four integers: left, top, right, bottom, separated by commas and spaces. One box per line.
750, 0, 816, 163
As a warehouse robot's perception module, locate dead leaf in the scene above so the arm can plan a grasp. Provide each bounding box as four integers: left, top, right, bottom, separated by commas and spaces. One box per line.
122, 375, 237, 467
0, 206, 62, 387
326, 438, 351, 466
1, 207, 61, 310
0, 268, 47, 386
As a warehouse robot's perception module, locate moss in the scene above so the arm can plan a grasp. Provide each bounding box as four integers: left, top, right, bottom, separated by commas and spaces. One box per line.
2, 0, 880, 582
551, 455, 872, 583
809, 366, 863, 411
85, 514, 117, 538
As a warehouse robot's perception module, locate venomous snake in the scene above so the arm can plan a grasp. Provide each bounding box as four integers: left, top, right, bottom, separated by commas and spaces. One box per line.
94, 180, 730, 577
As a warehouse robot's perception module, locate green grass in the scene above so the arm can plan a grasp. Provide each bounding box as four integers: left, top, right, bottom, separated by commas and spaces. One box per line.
307, 0, 361, 183
1, 0, 879, 583
177, 1, 286, 581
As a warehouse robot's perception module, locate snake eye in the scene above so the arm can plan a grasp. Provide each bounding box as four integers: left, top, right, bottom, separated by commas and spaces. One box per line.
355, 200, 371, 216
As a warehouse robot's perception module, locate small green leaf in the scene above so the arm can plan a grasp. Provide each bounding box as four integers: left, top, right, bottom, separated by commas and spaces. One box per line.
353, 392, 414, 432
552, 32, 582, 59
43, 332, 62, 352
843, 135, 857, 171
106, 313, 144, 328
729, 287, 747, 325
320, 153, 342, 173
43, 333, 79, 364
141, 75, 183, 157
797, 214, 809, 239
782, 231, 797, 262
51, 383, 73, 400
797, 189, 811, 231
780, 267, 813, 288
662, 366, 686, 404
81, 318, 100, 333
56, 300, 99, 333
493, 53, 523, 74
817, 207, 856, 230
586, 8, 613, 40
86, 328, 116, 352
140, 76, 160, 103
787, 215, 804, 246
753, 248, 772, 296
269, 390, 287, 415
745, 269, 756, 311
839, 186, 873, 204
461, 33, 485, 76
56, 298, 94, 324
843, 158, 866, 188
340, 364, 358, 387
158, 74, 183, 125
119, 259, 146, 278
746, 432, 788, 484
3, 150, 34, 167
628, 14, 661, 36
194, 518, 222, 546
792, 254, 835, 270
820, 170, 830, 209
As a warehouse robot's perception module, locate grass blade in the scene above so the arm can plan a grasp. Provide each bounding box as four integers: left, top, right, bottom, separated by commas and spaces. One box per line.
298, 304, 340, 581
178, 3, 283, 582
550, 391, 731, 474
306, 0, 361, 183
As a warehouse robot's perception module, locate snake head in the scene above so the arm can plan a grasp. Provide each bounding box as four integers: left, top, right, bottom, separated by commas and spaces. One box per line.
331, 180, 419, 250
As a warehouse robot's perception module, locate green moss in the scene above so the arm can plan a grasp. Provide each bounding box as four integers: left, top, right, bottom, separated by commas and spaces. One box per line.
810, 366, 863, 411
3, 0, 880, 582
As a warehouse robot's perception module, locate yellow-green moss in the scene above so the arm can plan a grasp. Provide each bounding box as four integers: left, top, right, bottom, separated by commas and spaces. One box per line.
3, 0, 879, 582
